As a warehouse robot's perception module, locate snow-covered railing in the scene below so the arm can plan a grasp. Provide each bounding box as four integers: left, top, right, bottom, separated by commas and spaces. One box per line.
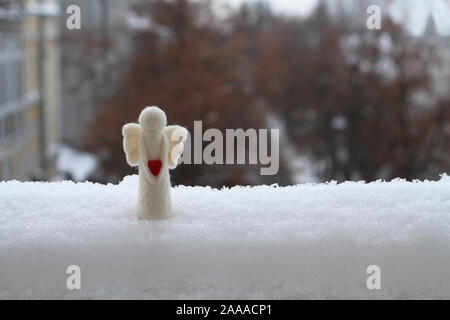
0, 175, 449, 299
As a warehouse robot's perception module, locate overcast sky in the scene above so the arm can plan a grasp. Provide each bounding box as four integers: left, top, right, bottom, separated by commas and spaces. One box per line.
219, 0, 318, 17
219, 0, 450, 36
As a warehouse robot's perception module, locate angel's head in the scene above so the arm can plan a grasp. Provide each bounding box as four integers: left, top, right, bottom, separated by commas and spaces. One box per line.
139, 106, 167, 132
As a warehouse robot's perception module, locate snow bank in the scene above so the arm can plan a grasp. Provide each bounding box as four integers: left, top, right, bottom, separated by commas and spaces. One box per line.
55, 145, 98, 182
1, 175, 450, 299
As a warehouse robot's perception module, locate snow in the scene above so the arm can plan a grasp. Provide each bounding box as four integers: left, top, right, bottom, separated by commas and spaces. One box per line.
0, 174, 450, 299
266, 114, 320, 184
127, 11, 151, 31
55, 145, 98, 182
331, 116, 348, 131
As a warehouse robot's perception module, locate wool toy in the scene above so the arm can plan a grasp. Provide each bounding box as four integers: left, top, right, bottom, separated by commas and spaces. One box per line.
122, 106, 188, 220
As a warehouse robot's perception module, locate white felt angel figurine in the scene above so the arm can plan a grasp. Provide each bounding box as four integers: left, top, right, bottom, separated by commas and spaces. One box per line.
122, 107, 188, 220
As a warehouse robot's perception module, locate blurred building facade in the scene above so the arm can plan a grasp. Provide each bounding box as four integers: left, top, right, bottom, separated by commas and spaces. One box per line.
0, 0, 61, 181
59, 0, 136, 147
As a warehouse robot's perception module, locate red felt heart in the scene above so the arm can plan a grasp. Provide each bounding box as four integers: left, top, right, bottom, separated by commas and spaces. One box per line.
148, 160, 162, 177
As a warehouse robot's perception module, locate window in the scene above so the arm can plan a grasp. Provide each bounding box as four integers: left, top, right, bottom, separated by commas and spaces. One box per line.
15, 110, 24, 132
17, 60, 23, 101
0, 64, 5, 106
0, 27, 24, 106
5, 31, 16, 52
4, 113, 15, 137
0, 32, 4, 51
0, 160, 4, 180
2, 60, 24, 105
1, 111, 24, 139
6, 63, 17, 103
0, 154, 11, 182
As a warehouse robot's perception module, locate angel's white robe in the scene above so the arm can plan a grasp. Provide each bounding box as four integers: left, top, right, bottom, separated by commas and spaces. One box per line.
122, 107, 187, 220
137, 128, 172, 220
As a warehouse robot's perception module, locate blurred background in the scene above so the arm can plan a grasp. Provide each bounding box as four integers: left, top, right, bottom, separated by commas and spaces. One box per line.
0, 0, 449, 187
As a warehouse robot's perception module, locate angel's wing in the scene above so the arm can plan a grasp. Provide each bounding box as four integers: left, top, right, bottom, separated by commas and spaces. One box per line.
122, 123, 143, 166
163, 125, 188, 169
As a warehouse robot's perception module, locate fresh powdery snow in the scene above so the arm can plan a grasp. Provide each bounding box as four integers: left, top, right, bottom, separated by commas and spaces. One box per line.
0, 174, 450, 299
